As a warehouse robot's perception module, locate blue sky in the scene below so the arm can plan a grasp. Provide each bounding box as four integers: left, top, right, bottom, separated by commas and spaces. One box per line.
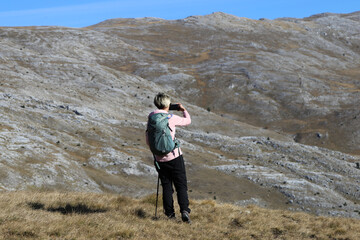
0, 0, 359, 28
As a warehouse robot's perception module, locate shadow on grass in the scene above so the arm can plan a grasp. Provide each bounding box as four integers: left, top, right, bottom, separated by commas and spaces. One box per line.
27, 202, 107, 215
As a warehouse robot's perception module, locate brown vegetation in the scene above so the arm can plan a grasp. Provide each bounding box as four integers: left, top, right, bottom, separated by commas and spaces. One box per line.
0, 191, 359, 240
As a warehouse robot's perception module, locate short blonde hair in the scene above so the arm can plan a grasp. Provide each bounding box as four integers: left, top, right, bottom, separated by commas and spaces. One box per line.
154, 92, 171, 109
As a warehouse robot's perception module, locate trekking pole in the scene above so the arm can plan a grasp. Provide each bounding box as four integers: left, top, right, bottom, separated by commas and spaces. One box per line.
155, 174, 160, 219
153, 156, 161, 220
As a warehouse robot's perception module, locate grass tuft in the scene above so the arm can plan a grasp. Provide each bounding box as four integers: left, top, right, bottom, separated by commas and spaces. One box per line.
134, 208, 147, 219
141, 193, 161, 205
230, 217, 244, 228
271, 227, 284, 238
107, 230, 135, 239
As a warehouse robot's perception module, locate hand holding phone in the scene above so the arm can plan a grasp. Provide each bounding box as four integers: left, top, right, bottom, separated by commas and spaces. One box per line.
169, 103, 180, 111
169, 103, 186, 112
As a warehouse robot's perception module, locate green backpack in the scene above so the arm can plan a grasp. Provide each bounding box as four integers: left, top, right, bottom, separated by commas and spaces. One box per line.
147, 113, 179, 156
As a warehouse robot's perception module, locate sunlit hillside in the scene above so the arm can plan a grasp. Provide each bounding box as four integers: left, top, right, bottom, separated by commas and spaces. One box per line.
1, 11, 360, 220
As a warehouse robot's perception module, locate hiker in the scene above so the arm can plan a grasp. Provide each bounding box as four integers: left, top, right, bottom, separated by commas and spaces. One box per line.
146, 92, 192, 223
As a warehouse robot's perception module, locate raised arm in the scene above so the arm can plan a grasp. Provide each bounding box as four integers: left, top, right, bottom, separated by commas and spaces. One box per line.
171, 104, 191, 126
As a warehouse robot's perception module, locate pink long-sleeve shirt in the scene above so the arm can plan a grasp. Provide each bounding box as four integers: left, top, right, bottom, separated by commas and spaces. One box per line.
146, 109, 191, 162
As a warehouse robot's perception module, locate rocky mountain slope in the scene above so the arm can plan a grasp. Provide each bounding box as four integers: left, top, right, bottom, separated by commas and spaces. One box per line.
89, 11, 360, 154
0, 11, 360, 218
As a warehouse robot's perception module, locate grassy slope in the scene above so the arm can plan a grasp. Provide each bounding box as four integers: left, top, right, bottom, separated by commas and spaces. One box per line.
0, 192, 359, 240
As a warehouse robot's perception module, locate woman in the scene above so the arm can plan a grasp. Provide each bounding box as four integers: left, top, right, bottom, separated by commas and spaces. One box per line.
146, 92, 191, 223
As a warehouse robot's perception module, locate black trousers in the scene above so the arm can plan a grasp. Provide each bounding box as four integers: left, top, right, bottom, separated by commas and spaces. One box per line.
155, 155, 190, 216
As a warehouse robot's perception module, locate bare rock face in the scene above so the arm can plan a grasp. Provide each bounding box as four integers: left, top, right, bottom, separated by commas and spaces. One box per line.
1, 12, 360, 218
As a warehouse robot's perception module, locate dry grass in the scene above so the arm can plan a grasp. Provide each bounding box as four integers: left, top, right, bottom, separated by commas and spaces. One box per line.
0, 191, 359, 240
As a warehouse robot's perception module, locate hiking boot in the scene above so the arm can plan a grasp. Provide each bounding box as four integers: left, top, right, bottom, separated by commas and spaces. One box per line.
181, 210, 191, 224
166, 212, 176, 220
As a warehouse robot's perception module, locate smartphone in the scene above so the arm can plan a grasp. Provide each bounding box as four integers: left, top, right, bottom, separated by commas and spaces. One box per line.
169, 103, 180, 111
